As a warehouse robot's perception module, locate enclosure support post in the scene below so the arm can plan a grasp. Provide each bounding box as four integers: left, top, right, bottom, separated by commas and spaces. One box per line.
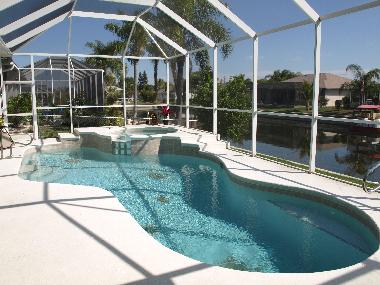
49, 57, 54, 98
0, 59, 8, 127
122, 56, 127, 127
67, 56, 73, 133
185, 53, 190, 128
67, 17, 73, 133
101, 70, 105, 106
95, 74, 98, 105
166, 61, 170, 106
31, 56, 39, 139
134, 61, 138, 119
18, 69, 21, 95
213, 46, 218, 136
309, 20, 321, 173
251, 36, 259, 156
89, 75, 93, 102
73, 67, 76, 100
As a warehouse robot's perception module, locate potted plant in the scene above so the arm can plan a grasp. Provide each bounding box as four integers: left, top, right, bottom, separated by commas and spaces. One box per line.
161, 106, 171, 125
150, 112, 158, 125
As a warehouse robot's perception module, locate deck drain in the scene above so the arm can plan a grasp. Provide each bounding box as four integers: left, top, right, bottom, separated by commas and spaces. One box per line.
157, 195, 170, 204
220, 256, 249, 271
148, 171, 168, 180
143, 224, 160, 235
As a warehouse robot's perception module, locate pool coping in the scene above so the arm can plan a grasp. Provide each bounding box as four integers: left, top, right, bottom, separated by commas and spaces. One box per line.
1, 127, 380, 284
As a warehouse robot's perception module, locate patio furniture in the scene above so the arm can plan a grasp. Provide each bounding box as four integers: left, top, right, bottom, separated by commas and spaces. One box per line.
353, 105, 380, 120
0, 126, 14, 159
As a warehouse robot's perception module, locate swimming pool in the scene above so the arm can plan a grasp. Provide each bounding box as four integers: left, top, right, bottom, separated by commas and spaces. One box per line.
19, 146, 379, 273
124, 126, 177, 136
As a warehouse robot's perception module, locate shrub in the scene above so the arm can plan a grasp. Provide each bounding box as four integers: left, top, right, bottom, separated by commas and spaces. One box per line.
342, 96, 351, 109
140, 86, 156, 103
335, 100, 342, 109
319, 96, 329, 108
7, 93, 32, 127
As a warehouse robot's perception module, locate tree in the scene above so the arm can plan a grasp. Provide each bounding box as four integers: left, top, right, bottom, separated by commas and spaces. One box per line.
191, 70, 251, 141
87, 1, 233, 118
7, 93, 32, 127
107, 22, 149, 117
88, 21, 150, 118
262, 69, 302, 83
153, 59, 159, 97
138, 71, 148, 92
85, 40, 123, 84
147, 0, 233, 116
343, 64, 380, 104
301, 81, 313, 111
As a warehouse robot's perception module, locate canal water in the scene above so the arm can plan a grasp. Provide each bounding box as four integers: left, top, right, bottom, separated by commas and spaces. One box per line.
235, 117, 380, 181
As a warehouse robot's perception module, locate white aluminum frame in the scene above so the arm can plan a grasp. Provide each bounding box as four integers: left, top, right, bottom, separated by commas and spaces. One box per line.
6, 12, 70, 48
30, 56, 39, 139
0, 0, 23, 12
1, 0, 380, 174
185, 54, 190, 128
0, 0, 73, 36
309, 20, 321, 172
207, 0, 256, 37
136, 19, 187, 55
251, 36, 259, 156
212, 46, 218, 135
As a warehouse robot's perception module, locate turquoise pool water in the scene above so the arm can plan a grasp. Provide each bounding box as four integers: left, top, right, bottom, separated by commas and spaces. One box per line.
125, 127, 177, 135
19, 147, 379, 273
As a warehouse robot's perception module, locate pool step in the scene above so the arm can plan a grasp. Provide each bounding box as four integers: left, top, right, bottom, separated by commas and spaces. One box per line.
58, 133, 80, 142
112, 140, 132, 155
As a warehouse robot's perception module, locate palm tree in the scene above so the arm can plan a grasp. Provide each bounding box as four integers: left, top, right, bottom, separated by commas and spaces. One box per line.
145, 43, 163, 102
85, 40, 123, 85
87, 0, 233, 119
147, 0, 233, 117
104, 22, 149, 118
343, 64, 380, 105
301, 81, 313, 111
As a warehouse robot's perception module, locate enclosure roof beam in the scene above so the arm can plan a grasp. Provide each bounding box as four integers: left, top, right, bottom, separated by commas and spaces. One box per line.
70, 11, 135, 21
102, 0, 215, 47
122, 1, 159, 57
0, 0, 74, 36
0, 0, 22, 12
102, 0, 156, 5
0, 37, 12, 56
321, 0, 380, 20
206, 0, 256, 38
142, 26, 168, 59
292, 0, 320, 22
137, 18, 187, 55
156, 2, 215, 47
258, 19, 313, 36
6, 12, 70, 48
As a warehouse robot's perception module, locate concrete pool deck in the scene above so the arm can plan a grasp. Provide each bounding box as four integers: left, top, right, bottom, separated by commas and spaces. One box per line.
0, 127, 379, 285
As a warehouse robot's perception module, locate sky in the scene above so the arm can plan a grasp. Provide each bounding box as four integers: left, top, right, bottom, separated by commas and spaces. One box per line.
12, 0, 380, 84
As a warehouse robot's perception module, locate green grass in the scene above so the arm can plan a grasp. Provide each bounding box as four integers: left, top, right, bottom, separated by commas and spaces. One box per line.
230, 146, 378, 190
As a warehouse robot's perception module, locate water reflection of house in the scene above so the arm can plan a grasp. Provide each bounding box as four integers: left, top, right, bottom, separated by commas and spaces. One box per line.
347, 135, 380, 153
258, 73, 351, 107
317, 132, 344, 150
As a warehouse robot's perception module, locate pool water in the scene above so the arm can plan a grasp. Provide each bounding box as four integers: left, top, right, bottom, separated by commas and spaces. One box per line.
125, 126, 177, 136
19, 147, 379, 273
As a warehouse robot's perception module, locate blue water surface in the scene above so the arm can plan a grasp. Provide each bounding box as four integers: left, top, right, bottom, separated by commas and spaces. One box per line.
19, 147, 379, 273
